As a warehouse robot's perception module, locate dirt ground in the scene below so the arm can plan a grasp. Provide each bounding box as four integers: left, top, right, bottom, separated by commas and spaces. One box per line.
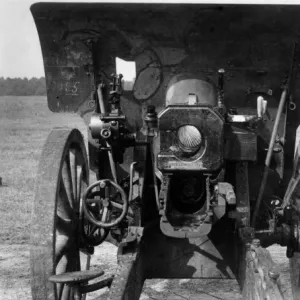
0, 242, 292, 300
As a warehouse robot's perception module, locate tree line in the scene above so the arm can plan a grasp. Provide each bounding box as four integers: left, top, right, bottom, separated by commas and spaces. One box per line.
0, 77, 46, 96
0, 77, 136, 96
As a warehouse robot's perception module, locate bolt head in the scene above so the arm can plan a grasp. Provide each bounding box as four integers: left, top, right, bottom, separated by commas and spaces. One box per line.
100, 182, 106, 189
101, 129, 111, 138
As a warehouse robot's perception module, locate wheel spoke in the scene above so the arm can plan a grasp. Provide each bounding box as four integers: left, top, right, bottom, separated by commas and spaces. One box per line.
65, 244, 81, 273
55, 233, 74, 266
77, 166, 83, 204
69, 149, 78, 207
85, 254, 91, 271
61, 160, 75, 212
89, 224, 98, 236
56, 216, 75, 237
88, 223, 106, 239
56, 255, 68, 279
111, 201, 123, 210
69, 287, 74, 300
57, 183, 74, 220
61, 284, 71, 300
57, 283, 64, 300
101, 207, 109, 222
71, 149, 86, 214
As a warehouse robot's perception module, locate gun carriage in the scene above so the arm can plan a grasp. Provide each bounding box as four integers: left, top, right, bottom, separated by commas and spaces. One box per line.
30, 3, 300, 299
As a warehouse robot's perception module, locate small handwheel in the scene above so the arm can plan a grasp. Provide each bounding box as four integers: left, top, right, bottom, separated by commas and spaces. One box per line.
82, 179, 128, 229
30, 128, 91, 300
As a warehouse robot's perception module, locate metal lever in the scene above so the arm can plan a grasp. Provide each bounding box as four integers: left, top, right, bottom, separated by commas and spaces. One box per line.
257, 96, 268, 118
252, 88, 288, 227
218, 68, 225, 111
97, 82, 106, 114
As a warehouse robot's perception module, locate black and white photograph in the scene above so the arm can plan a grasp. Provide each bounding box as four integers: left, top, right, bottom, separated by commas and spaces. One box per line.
2, 0, 300, 299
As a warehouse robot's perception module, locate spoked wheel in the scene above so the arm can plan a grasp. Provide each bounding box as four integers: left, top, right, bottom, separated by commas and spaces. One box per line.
30, 128, 91, 300
81, 191, 110, 246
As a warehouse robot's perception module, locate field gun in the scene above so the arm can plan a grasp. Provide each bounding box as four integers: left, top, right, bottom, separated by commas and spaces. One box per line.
29, 2, 300, 299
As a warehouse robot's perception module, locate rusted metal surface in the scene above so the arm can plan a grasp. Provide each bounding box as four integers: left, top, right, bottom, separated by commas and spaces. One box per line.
237, 231, 288, 299
246, 241, 286, 299
31, 4, 300, 117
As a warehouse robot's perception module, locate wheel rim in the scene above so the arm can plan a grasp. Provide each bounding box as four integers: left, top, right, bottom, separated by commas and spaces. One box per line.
30, 128, 89, 300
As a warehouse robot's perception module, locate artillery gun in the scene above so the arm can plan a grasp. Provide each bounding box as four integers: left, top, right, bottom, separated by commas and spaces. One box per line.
29, 2, 300, 299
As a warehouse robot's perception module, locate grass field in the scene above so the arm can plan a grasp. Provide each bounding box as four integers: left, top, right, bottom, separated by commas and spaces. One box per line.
0, 96, 87, 244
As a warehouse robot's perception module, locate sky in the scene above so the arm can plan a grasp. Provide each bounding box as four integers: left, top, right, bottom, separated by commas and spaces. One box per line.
1, 0, 300, 79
